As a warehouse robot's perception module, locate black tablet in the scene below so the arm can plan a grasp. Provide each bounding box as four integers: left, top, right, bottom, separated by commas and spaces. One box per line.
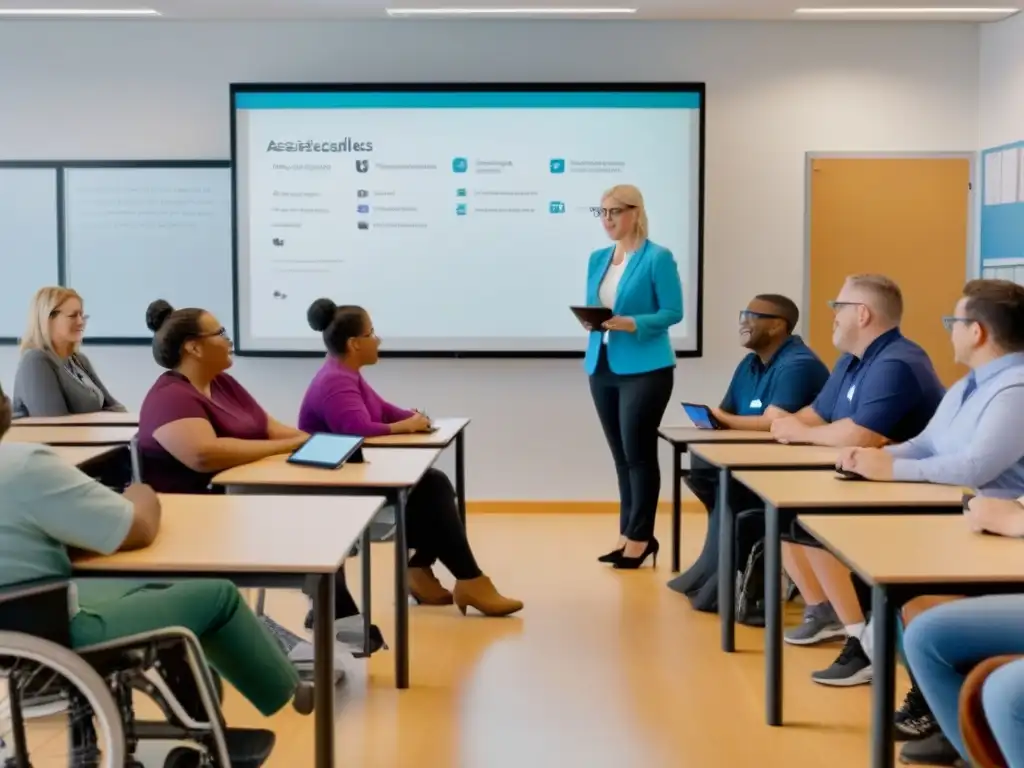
834, 469, 868, 481
569, 305, 613, 328
681, 402, 721, 430
287, 433, 365, 469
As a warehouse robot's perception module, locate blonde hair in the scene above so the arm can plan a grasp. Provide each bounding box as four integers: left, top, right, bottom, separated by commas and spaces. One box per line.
20, 286, 83, 354
603, 184, 649, 241
846, 274, 904, 326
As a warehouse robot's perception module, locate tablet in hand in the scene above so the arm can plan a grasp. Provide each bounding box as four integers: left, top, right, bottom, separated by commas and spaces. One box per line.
569, 306, 613, 329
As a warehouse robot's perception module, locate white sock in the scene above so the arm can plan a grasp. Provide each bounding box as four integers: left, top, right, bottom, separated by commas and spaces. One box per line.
860, 619, 874, 662
844, 621, 866, 641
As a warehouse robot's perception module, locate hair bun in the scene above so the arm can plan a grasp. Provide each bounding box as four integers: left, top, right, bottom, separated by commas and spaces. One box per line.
145, 300, 174, 333
307, 298, 338, 332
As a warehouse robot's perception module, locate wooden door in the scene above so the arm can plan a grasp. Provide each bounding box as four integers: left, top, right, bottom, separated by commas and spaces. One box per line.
808, 157, 971, 386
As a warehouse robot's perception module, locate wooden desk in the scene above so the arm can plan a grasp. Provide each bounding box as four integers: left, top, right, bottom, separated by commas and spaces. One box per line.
13, 411, 139, 427
688, 444, 840, 653
366, 417, 469, 523
74, 493, 385, 768
50, 445, 120, 469
212, 447, 442, 690
799, 514, 1024, 768
733, 472, 963, 731
657, 426, 777, 572
6, 425, 137, 446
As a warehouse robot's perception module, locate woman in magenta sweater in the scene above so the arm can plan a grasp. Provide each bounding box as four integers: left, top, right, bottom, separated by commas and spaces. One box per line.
298, 299, 522, 618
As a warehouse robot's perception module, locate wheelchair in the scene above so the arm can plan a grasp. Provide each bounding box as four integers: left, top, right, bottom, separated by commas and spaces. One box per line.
0, 577, 271, 767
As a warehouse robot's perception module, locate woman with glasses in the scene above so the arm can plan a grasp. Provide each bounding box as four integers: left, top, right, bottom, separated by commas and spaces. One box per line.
585, 185, 683, 569
297, 298, 523, 618
11, 286, 126, 418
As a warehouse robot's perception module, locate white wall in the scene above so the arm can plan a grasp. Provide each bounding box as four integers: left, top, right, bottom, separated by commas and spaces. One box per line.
0, 20, 980, 500
980, 12, 1024, 149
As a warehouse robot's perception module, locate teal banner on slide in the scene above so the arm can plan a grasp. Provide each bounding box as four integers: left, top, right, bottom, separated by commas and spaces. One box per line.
980, 139, 1024, 280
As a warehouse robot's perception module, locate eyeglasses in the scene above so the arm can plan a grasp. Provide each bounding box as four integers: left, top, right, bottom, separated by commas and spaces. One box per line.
51, 311, 89, 322
739, 310, 784, 323
196, 327, 229, 339
827, 300, 864, 313
942, 316, 976, 332
590, 205, 636, 219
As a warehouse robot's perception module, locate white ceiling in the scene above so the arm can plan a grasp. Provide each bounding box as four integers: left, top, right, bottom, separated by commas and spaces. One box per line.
0, 0, 1018, 21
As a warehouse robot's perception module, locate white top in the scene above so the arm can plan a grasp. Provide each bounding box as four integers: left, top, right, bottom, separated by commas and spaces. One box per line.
598, 251, 631, 344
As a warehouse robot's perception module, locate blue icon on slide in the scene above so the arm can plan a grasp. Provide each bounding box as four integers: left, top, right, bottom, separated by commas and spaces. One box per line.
357, 204, 369, 214
549, 158, 565, 174
549, 201, 565, 214
456, 203, 467, 216
456, 188, 467, 197
452, 157, 468, 173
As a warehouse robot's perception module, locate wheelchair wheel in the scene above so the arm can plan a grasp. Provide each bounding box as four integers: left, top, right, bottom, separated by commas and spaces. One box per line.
0, 629, 125, 767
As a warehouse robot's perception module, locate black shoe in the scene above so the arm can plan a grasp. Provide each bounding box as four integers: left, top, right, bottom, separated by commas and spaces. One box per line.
597, 548, 624, 564
898, 731, 966, 766
303, 611, 387, 659
811, 636, 872, 687
894, 684, 939, 742
614, 538, 659, 570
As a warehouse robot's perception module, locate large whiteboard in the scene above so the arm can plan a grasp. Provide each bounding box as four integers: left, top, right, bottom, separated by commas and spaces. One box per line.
63, 166, 233, 340
0, 167, 60, 340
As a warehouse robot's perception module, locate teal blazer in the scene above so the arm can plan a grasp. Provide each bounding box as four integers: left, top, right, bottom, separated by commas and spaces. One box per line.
583, 239, 684, 376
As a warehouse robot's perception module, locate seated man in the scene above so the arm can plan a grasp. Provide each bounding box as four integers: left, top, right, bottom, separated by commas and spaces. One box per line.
668, 293, 829, 608
0, 381, 311, 746
841, 279, 1024, 765
768, 274, 945, 686
901, 496, 1024, 768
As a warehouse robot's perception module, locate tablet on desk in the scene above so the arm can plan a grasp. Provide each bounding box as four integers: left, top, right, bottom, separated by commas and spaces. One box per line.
680, 402, 721, 430
287, 433, 365, 469
569, 306, 613, 329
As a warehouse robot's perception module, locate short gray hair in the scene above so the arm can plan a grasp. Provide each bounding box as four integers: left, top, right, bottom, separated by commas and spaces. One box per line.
847, 274, 903, 325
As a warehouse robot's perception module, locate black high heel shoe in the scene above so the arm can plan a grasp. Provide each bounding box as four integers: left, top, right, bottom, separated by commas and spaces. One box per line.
597, 547, 624, 564
614, 538, 660, 570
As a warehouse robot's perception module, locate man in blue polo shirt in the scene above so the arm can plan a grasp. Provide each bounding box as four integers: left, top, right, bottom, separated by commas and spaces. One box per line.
770, 274, 945, 687
668, 294, 829, 608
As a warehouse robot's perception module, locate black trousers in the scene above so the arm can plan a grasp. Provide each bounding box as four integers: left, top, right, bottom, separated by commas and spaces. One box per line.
589, 346, 675, 541
305, 468, 481, 617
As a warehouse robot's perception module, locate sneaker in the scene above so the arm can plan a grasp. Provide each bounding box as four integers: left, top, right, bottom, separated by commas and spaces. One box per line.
899, 731, 966, 766
894, 685, 938, 741
811, 636, 873, 687
260, 616, 347, 684
785, 603, 845, 646
303, 611, 388, 659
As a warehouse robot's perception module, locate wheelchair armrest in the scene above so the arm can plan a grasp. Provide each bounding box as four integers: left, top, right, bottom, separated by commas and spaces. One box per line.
0, 577, 73, 647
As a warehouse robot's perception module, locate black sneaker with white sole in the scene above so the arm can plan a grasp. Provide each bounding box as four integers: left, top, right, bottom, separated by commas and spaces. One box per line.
810, 636, 873, 687
898, 731, 967, 766
894, 684, 938, 741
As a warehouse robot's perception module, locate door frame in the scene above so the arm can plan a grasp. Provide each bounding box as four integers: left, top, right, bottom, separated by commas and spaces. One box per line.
802, 151, 978, 329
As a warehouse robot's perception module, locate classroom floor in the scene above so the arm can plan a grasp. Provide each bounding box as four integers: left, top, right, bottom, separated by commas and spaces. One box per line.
213, 512, 911, 768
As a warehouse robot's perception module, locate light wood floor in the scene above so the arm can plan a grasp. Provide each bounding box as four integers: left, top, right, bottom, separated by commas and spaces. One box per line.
212, 512, 911, 768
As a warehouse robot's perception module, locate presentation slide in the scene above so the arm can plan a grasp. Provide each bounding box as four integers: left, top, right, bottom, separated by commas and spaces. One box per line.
64, 166, 234, 340
0, 167, 59, 341
232, 86, 704, 354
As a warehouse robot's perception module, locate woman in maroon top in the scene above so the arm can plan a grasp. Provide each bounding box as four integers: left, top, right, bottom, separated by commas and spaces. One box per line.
298, 299, 523, 617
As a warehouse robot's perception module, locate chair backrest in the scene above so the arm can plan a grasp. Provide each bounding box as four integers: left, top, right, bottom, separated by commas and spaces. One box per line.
0, 578, 73, 647
959, 654, 1021, 768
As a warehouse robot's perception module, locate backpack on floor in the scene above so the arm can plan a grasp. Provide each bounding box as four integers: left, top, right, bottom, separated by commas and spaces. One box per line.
736, 538, 766, 627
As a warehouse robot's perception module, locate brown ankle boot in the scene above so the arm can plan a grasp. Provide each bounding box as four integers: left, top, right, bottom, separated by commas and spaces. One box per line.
453, 576, 523, 617
408, 567, 453, 605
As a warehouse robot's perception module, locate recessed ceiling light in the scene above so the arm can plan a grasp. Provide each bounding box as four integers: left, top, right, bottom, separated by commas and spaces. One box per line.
386, 7, 638, 15
795, 6, 1018, 14
0, 7, 161, 15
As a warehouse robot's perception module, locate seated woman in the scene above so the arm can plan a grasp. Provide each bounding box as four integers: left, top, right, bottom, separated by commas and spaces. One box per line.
0, 379, 311, 739
136, 300, 374, 667
12, 287, 126, 418
902, 496, 1024, 767
297, 298, 522, 617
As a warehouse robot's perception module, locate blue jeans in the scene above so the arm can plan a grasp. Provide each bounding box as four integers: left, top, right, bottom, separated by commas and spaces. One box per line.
903, 595, 1024, 765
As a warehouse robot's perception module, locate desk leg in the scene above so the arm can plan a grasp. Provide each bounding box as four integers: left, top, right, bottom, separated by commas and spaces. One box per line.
718, 467, 736, 653
312, 573, 335, 768
394, 489, 410, 689
672, 446, 683, 572
360, 527, 372, 657
765, 503, 783, 727
871, 585, 897, 768
455, 431, 467, 527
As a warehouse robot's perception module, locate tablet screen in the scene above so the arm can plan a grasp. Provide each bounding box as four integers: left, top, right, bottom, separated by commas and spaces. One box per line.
682, 403, 716, 430
288, 434, 363, 468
